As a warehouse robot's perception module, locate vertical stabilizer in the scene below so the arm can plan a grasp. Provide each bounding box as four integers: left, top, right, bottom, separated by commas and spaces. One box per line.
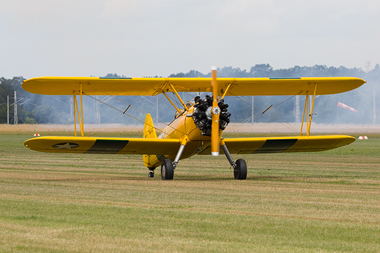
143, 113, 157, 139
143, 113, 159, 169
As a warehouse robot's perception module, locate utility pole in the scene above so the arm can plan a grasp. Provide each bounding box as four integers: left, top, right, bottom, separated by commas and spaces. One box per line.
93, 97, 96, 123
93, 96, 100, 124
14, 91, 18, 125
336, 106, 338, 124
374, 89, 376, 125
70, 97, 73, 122
295, 96, 300, 123
251, 96, 254, 124
95, 96, 100, 124
7, 95, 9, 124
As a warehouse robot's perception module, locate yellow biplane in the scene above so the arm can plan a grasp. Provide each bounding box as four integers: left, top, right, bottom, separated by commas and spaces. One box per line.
23, 68, 366, 180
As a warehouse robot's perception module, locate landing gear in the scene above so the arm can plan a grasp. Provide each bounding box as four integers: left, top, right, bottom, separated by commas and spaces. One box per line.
148, 168, 155, 178
234, 159, 247, 180
221, 144, 247, 180
159, 144, 186, 180
161, 159, 174, 180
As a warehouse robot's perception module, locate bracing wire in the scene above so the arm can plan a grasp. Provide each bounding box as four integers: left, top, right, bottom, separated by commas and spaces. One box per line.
168, 92, 183, 108
185, 90, 299, 133
82, 82, 191, 135
106, 95, 187, 134
232, 93, 300, 133
86, 94, 147, 125
240, 95, 299, 133
85, 93, 187, 136
84, 80, 308, 135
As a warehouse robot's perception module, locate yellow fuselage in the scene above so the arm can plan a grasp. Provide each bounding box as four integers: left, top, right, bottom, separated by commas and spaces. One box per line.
143, 106, 217, 168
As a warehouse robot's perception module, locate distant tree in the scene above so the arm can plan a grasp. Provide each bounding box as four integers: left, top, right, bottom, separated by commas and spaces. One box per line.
24, 117, 37, 124
218, 67, 248, 77
103, 73, 127, 78
32, 105, 58, 123
169, 70, 206, 77
249, 64, 273, 77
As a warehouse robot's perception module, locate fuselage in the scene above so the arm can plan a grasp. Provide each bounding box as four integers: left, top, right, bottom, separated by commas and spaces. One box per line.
143, 105, 221, 168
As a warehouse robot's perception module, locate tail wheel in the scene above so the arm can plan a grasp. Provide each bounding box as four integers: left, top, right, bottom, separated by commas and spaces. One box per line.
234, 159, 247, 180
148, 167, 155, 178
161, 159, 174, 180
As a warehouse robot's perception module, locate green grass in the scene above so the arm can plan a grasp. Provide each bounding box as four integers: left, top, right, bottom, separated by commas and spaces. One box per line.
1, 133, 380, 252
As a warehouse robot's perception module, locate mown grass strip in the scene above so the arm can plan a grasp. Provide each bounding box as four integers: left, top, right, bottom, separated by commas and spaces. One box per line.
0, 133, 379, 252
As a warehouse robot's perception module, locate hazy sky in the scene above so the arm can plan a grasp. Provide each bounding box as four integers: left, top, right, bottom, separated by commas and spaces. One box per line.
1, 0, 380, 78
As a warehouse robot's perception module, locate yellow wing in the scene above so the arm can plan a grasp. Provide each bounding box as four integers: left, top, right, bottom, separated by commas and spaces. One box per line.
198, 135, 355, 154
22, 76, 365, 96
24, 136, 180, 155
25, 135, 355, 156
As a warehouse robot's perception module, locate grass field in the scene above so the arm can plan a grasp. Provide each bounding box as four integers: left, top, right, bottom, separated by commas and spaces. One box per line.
1, 132, 380, 252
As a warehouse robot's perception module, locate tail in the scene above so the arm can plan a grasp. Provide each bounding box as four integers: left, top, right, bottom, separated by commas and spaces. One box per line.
143, 113, 157, 139
143, 113, 159, 169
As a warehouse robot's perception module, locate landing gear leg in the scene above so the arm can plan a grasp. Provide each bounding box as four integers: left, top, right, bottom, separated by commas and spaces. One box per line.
161, 144, 186, 180
221, 144, 247, 180
172, 144, 186, 169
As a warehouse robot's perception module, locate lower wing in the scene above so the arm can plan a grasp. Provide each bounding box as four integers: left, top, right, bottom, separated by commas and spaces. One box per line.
25, 135, 355, 156
24, 136, 180, 154
220, 135, 355, 154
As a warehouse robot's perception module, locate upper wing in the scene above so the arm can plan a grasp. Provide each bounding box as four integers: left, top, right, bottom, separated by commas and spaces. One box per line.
22, 76, 365, 96
24, 136, 180, 155
199, 135, 355, 154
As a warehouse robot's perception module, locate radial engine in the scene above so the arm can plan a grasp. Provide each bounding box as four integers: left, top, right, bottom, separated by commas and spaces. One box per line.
192, 95, 231, 136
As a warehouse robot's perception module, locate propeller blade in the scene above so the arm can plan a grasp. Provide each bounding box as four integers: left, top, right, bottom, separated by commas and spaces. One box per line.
211, 67, 220, 156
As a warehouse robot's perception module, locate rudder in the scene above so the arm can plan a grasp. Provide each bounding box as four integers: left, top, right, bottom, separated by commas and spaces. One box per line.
143, 113, 157, 139
143, 113, 160, 170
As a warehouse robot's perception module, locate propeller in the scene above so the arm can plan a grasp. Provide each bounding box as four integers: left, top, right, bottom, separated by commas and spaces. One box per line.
211, 67, 221, 156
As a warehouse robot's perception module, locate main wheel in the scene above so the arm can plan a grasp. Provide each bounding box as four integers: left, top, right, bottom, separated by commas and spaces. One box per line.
161, 159, 174, 180
234, 159, 247, 180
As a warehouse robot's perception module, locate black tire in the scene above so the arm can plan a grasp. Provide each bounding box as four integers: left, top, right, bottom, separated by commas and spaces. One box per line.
161, 159, 174, 180
234, 159, 247, 180
148, 167, 155, 178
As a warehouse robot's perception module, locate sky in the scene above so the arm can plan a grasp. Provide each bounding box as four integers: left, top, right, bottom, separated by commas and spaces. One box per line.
1, 0, 380, 79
